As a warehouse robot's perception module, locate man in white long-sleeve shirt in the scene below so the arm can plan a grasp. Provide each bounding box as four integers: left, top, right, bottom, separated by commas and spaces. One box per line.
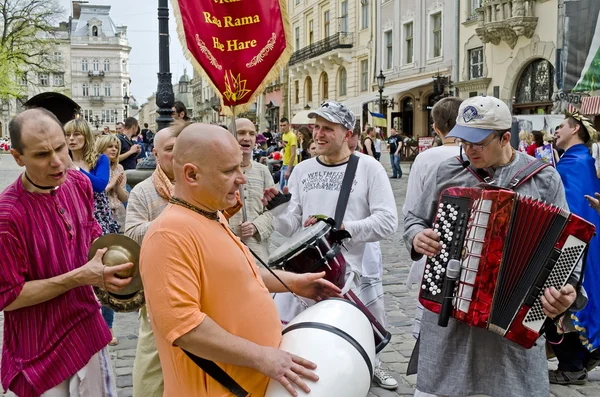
264, 100, 399, 389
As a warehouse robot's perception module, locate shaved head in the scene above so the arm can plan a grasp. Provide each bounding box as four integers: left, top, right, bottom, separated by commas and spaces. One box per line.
9, 108, 63, 154
173, 123, 245, 211
153, 127, 174, 150
174, 124, 238, 170
234, 118, 255, 132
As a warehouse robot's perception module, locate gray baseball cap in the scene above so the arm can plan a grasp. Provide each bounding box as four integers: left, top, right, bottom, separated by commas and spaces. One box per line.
308, 101, 356, 131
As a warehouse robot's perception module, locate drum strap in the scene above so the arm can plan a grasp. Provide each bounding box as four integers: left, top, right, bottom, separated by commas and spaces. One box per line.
181, 350, 251, 397
334, 154, 360, 228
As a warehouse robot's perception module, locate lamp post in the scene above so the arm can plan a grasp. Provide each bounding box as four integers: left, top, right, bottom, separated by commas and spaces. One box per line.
304, 104, 310, 110
94, 115, 100, 130
377, 70, 386, 115
156, 0, 175, 131
123, 94, 130, 119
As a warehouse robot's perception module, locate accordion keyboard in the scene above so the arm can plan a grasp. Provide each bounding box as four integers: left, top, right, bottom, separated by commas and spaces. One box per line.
421, 196, 471, 303
522, 235, 586, 332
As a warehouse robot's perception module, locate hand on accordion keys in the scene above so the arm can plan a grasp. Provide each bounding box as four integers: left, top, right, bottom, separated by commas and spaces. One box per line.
541, 285, 577, 319
413, 229, 442, 258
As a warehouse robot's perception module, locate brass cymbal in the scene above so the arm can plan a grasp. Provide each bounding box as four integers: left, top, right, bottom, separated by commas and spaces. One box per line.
88, 234, 142, 297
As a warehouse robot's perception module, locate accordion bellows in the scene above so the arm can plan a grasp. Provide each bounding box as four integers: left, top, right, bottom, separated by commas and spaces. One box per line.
419, 186, 596, 348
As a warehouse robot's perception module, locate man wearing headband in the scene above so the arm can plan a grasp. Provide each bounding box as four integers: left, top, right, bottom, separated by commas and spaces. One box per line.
547, 112, 600, 384
404, 96, 582, 397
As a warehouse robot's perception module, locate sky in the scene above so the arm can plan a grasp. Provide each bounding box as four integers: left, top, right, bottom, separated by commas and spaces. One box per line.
57, 0, 192, 105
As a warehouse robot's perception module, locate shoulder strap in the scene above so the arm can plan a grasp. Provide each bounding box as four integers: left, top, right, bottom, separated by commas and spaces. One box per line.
334, 154, 360, 227
454, 156, 489, 183
504, 158, 550, 190
182, 350, 250, 397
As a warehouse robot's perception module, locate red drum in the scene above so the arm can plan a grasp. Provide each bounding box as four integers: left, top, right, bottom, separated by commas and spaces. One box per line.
269, 220, 348, 288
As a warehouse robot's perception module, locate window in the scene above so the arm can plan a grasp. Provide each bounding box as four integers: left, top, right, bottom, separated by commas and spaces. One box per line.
82, 83, 89, 96
295, 0, 299, 4
515, 59, 554, 104
92, 59, 99, 71
53, 73, 64, 87
469, 47, 484, 79
122, 60, 127, 73
338, 67, 347, 96
432, 13, 442, 58
82, 59, 88, 72
83, 109, 94, 122
122, 83, 128, 97
360, 59, 368, 92
471, 0, 482, 14
361, 0, 369, 30
294, 80, 299, 104
385, 31, 393, 70
340, 1, 348, 32
305, 77, 312, 102
104, 83, 111, 97
39, 73, 49, 86
295, 26, 300, 50
320, 72, 328, 100
92, 26, 98, 37
324, 10, 330, 38
104, 59, 110, 72
308, 20, 314, 45
93, 83, 100, 97
54, 51, 63, 63
404, 22, 413, 64
18, 72, 27, 86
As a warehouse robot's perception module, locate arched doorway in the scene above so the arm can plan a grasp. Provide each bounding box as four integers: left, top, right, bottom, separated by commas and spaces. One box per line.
401, 97, 414, 136
304, 76, 313, 103
513, 59, 554, 115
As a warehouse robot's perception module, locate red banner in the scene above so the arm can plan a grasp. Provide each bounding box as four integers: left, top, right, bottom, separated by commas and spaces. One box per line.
172, 0, 292, 112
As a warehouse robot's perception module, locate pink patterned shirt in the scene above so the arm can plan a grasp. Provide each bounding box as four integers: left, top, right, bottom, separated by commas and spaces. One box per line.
0, 170, 111, 397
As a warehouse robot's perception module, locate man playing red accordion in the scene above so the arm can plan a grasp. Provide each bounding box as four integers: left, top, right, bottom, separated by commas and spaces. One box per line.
403, 96, 586, 397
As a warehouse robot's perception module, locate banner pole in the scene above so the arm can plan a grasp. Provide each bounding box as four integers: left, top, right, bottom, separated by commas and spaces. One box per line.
230, 106, 248, 223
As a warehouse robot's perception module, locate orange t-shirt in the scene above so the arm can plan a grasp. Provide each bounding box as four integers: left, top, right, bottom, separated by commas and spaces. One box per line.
140, 204, 282, 397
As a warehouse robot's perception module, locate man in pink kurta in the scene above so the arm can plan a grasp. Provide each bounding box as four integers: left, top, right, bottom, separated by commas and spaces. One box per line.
0, 109, 132, 396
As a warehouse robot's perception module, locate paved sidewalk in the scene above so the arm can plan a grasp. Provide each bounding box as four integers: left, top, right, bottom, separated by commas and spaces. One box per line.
0, 153, 599, 396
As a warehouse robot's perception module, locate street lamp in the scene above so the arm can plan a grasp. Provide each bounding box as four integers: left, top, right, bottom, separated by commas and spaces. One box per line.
304, 104, 310, 110
123, 94, 130, 119
377, 70, 386, 115
156, 0, 175, 131
94, 115, 100, 130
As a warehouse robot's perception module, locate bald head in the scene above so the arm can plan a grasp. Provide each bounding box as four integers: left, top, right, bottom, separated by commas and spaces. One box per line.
174, 124, 238, 170
9, 108, 63, 154
235, 118, 255, 132
173, 123, 245, 211
153, 127, 174, 151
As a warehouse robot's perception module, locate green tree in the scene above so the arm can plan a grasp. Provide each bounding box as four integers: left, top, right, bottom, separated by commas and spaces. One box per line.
0, 0, 65, 99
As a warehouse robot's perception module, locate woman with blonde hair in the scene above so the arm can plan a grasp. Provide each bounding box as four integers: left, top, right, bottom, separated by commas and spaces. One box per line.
518, 130, 531, 153
95, 134, 129, 230
64, 118, 120, 345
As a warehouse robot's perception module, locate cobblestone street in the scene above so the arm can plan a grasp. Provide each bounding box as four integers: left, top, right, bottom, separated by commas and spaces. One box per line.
1, 152, 599, 396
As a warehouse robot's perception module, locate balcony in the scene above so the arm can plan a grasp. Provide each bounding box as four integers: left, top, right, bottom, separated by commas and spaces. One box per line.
289, 32, 354, 66
475, 0, 538, 49
90, 96, 104, 104
88, 70, 105, 78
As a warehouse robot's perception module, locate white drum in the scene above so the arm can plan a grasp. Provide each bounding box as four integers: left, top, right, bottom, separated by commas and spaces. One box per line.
264, 298, 375, 397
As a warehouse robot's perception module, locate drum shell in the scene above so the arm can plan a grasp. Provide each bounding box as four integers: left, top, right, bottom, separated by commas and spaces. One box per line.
264, 299, 375, 397
271, 228, 347, 289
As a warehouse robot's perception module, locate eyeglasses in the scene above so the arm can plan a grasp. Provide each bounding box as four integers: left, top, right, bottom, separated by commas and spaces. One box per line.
454, 136, 499, 152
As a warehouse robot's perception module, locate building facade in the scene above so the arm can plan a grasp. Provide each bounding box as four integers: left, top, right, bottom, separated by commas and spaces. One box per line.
456, 0, 557, 116
286, 0, 377, 126
371, 0, 456, 137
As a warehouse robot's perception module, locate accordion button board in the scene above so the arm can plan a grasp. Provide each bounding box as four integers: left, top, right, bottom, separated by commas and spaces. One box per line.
421, 196, 472, 303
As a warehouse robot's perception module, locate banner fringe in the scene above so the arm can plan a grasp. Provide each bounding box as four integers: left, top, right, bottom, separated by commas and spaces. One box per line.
170, 0, 294, 117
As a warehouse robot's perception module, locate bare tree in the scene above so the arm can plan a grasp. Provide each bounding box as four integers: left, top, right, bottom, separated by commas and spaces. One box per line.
0, 0, 66, 98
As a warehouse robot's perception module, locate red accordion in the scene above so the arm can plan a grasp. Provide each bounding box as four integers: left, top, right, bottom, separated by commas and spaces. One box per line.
419, 186, 596, 348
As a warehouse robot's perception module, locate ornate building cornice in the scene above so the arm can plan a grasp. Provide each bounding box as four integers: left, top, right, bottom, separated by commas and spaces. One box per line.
455, 78, 492, 92
475, 1, 538, 49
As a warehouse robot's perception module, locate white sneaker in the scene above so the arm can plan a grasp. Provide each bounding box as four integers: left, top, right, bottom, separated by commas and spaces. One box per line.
373, 366, 398, 390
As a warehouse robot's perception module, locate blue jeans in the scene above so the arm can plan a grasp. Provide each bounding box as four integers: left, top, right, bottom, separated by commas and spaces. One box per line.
280, 165, 289, 190
390, 154, 402, 177
101, 306, 114, 329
